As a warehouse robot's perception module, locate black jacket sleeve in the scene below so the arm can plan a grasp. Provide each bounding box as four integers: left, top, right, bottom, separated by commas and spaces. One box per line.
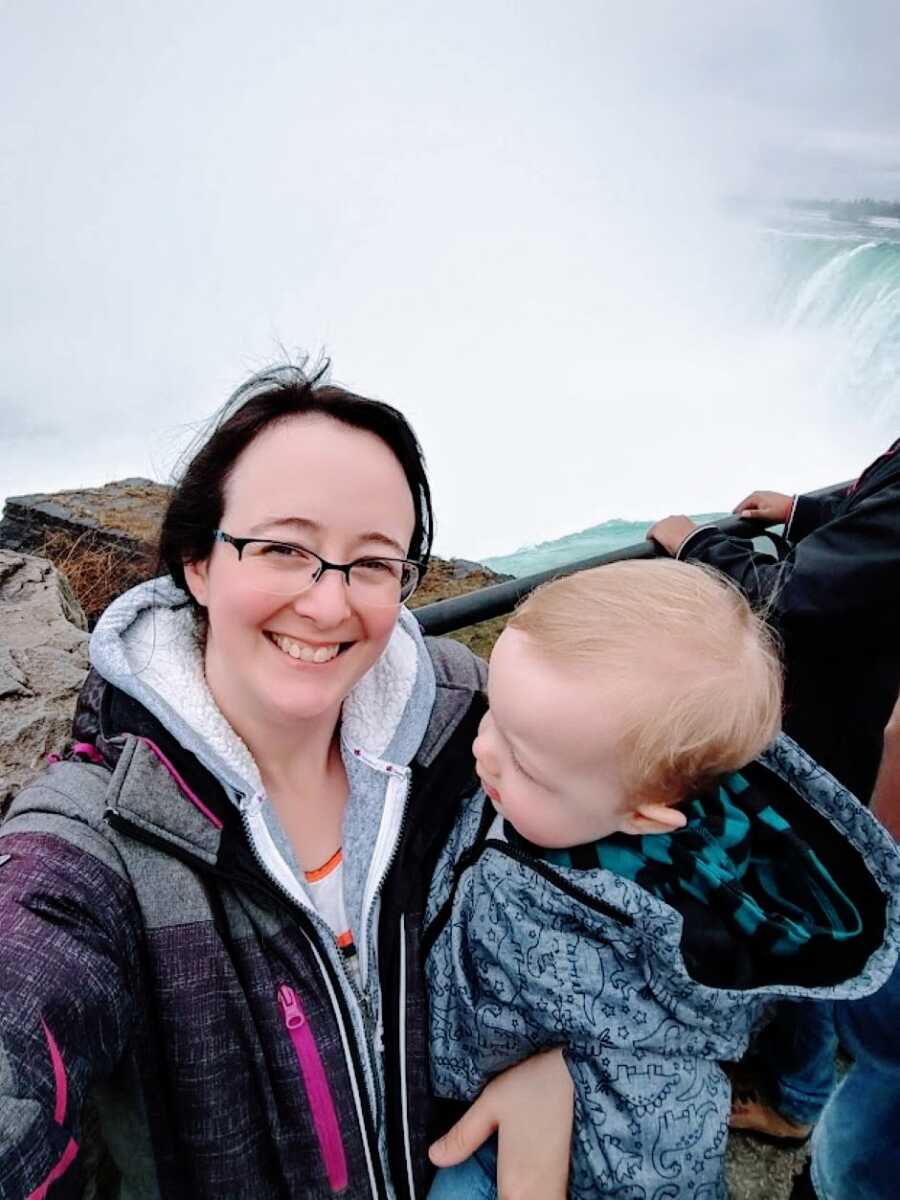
677, 477, 900, 640
785, 489, 846, 541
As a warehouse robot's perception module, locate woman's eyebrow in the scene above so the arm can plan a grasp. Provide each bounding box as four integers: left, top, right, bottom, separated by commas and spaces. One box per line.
247, 516, 407, 557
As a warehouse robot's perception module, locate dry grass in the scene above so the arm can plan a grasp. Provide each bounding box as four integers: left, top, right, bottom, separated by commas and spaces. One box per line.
30, 481, 171, 547
34, 528, 155, 628
409, 559, 511, 659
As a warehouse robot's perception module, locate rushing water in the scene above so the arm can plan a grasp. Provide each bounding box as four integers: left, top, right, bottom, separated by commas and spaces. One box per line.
483, 514, 724, 576
761, 210, 900, 426
486, 208, 900, 576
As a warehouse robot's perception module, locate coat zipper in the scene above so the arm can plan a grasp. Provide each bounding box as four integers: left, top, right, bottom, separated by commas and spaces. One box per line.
277, 983, 348, 1193
354, 760, 412, 992
241, 798, 372, 1011
344, 757, 419, 1200
238, 803, 387, 1200
104, 804, 388, 1200
397, 914, 416, 1199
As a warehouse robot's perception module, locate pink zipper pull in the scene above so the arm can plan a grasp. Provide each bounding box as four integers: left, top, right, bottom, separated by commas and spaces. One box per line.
275, 982, 348, 1192
277, 983, 305, 1030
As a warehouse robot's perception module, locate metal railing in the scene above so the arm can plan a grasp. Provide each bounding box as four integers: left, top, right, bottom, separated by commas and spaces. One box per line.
413, 481, 849, 635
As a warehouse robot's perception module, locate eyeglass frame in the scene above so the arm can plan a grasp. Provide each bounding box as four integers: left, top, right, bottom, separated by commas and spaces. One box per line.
211, 529, 423, 604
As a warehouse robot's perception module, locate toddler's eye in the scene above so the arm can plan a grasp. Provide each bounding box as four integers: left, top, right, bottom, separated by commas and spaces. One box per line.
510, 749, 537, 783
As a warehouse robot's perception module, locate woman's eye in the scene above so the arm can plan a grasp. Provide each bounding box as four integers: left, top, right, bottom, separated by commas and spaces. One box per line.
260, 542, 309, 560
356, 558, 399, 577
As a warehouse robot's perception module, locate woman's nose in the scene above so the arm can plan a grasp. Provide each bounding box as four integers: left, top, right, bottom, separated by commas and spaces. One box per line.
291, 569, 353, 625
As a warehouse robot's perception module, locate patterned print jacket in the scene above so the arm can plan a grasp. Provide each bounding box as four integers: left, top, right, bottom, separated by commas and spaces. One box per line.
425, 738, 900, 1200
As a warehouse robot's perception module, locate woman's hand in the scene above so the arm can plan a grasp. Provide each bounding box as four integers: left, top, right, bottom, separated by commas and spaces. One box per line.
429, 1048, 574, 1200
732, 491, 792, 522
646, 515, 698, 556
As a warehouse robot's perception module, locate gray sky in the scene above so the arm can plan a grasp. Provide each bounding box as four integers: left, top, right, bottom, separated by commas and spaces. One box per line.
2, 2, 898, 555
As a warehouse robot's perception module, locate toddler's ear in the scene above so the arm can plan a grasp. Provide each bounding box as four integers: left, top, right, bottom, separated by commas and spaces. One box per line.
619, 802, 687, 837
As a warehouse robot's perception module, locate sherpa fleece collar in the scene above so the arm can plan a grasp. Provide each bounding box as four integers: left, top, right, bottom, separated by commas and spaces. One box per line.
89, 576, 436, 802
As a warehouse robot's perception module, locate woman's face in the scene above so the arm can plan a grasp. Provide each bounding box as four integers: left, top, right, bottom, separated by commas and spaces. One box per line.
184, 413, 417, 738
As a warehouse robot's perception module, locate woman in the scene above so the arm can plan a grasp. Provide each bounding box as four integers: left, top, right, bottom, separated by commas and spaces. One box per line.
0, 364, 572, 1199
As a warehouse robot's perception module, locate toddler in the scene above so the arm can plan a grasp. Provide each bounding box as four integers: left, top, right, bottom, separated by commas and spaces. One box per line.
425, 560, 899, 1199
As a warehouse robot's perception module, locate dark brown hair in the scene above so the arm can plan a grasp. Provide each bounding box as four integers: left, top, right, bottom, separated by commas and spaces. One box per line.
159, 360, 434, 598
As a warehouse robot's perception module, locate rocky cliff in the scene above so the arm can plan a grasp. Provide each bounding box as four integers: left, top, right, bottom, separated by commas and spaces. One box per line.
0, 551, 89, 809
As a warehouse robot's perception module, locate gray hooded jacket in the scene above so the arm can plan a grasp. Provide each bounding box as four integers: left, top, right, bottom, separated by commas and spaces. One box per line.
0, 578, 486, 1200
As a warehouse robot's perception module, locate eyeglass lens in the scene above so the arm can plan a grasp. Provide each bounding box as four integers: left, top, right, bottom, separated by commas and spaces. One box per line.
239, 541, 418, 604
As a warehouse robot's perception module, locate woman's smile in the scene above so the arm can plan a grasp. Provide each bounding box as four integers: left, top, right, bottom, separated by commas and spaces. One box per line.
186, 414, 416, 732
265, 630, 345, 664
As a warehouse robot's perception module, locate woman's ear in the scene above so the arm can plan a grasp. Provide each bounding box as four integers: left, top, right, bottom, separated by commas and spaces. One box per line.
618, 801, 687, 837
183, 559, 210, 608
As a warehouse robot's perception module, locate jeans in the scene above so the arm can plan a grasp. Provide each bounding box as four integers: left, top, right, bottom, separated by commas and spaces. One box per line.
756, 999, 838, 1125
426, 1137, 498, 1200
808, 957, 900, 1200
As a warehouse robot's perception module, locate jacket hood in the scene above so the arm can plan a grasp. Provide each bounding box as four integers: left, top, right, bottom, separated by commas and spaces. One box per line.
87, 576, 437, 802
531, 764, 868, 990
479, 733, 900, 1000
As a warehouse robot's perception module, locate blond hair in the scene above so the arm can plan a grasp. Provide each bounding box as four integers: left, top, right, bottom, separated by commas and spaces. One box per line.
508, 559, 782, 801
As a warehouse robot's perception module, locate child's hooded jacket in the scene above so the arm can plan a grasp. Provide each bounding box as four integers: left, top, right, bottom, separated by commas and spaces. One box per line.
425, 738, 900, 1200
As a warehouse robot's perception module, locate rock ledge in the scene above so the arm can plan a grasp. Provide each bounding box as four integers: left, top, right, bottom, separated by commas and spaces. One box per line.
0, 550, 89, 810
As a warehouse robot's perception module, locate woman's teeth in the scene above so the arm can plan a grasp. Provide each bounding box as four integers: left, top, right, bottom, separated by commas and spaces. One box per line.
270, 633, 341, 663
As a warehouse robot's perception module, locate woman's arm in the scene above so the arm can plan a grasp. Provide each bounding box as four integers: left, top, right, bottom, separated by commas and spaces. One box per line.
871, 692, 900, 839
429, 1048, 573, 1200
0, 821, 138, 1198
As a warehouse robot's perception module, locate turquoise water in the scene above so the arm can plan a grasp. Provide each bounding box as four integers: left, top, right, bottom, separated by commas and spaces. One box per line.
484, 513, 727, 577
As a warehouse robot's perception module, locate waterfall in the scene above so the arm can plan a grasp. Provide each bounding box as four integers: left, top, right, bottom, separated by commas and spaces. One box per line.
762, 220, 900, 426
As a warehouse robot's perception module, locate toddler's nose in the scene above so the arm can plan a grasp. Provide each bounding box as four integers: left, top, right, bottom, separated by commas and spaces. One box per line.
473, 721, 498, 775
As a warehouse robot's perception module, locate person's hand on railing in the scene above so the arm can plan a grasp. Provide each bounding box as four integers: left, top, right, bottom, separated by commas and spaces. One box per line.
646, 515, 698, 556
732, 491, 793, 522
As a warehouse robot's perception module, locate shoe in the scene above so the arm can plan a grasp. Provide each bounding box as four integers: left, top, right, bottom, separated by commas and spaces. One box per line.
730, 1084, 813, 1145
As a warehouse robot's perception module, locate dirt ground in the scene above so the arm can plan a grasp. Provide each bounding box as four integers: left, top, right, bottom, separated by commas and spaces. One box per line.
727, 1130, 808, 1198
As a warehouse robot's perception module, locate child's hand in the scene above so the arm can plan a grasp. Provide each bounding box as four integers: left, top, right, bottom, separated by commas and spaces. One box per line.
429, 1048, 573, 1200
732, 491, 792, 522
646, 515, 698, 556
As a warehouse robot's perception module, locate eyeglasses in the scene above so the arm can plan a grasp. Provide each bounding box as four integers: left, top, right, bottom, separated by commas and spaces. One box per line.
212, 530, 422, 606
